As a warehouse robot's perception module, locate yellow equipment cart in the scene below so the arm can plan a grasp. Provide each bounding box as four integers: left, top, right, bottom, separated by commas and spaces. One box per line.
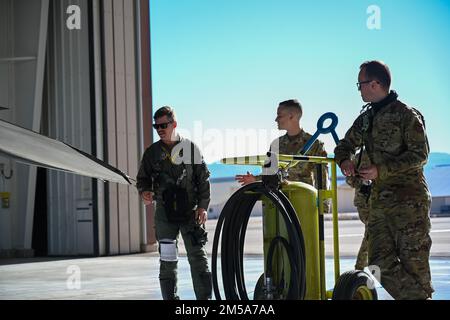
211, 152, 378, 300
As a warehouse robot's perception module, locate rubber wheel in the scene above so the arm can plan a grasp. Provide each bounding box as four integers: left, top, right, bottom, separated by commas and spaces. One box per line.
253, 273, 265, 300
332, 270, 378, 300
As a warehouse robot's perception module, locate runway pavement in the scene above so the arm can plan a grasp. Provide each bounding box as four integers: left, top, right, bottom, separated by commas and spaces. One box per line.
0, 216, 449, 300
185, 215, 450, 257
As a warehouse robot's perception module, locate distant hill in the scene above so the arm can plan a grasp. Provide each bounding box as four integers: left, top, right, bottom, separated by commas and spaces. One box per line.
208, 152, 450, 179
426, 152, 450, 174
208, 162, 261, 180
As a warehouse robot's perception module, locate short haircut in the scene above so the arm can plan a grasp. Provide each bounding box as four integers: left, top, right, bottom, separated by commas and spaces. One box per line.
360, 60, 391, 90
154, 106, 176, 122
279, 99, 303, 119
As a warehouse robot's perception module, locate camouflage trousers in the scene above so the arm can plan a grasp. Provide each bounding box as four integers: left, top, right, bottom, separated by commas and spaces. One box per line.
355, 206, 370, 270
367, 199, 433, 300
155, 205, 212, 300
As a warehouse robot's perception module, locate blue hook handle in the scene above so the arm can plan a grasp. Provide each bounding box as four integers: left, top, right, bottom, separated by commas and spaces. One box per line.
299, 112, 340, 154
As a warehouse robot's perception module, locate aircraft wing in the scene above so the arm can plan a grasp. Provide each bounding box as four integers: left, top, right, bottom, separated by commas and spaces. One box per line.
0, 119, 131, 185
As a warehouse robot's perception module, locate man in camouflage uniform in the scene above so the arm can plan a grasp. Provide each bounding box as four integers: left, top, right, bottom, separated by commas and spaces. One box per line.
346, 152, 371, 270
136, 106, 212, 300
236, 99, 329, 206
335, 61, 432, 299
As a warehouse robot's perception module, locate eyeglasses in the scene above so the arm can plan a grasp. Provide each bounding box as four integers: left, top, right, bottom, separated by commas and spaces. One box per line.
153, 121, 173, 130
356, 80, 377, 90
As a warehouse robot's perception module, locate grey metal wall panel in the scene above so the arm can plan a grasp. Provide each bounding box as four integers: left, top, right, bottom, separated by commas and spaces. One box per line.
12, 0, 43, 251
1, 0, 144, 256
46, 0, 93, 256
124, 0, 140, 253
93, 0, 106, 256
0, 0, 48, 254
0, 0, 14, 252
112, 0, 131, 254
103, 0, 142, 254
103, 0, 120, 255
0, 0, 12, 116
76, 199, 94, 255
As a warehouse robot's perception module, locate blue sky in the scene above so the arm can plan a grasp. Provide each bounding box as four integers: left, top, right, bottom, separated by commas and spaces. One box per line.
150, 0, 450, 163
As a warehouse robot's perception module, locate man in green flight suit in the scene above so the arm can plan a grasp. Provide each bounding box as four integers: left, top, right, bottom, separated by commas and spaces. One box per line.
136, 106, 212, 300
335, 60, 433, 300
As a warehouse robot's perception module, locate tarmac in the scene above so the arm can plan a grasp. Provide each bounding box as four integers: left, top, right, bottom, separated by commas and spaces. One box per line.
0, 215, 449, 300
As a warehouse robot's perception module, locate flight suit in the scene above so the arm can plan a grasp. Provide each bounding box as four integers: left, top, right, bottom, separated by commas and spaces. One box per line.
136, 136, 212, 300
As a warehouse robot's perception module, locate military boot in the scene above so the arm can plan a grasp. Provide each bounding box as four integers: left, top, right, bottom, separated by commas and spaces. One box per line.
195, 271, 212, 300
160, 278, 180, 300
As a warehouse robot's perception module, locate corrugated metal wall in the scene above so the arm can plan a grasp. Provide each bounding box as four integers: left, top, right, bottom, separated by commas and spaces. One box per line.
0, 0, 14, 253
139, 0, 156, 251
45, 0, 94, 255
0, 0, 49, 256
1, 0, 146, 257
44, 0, 142, 256
0, 1, 11, 115
102, 0, 141, 254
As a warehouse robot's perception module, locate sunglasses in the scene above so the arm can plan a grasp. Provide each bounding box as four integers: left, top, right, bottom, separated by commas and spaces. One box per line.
356, 79, 379, 90
152, 121, 173, 130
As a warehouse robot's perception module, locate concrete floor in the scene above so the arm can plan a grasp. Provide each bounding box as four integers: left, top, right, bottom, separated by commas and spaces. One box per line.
1, 254, 449, 300
1, 216, 449, 300
195, 215, 450, 257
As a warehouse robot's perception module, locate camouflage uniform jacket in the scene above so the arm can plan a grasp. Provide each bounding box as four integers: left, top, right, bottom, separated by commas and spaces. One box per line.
335, 98, 431, 205
346, 152, 371, 209
258, 129, 329, 189
136, 135, 211, 210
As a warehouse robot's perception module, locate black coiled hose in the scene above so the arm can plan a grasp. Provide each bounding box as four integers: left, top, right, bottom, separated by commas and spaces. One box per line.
211, 182, 306, 300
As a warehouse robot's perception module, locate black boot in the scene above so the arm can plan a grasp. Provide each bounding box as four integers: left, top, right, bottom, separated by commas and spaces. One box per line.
195, 271, 212, 300
159, 278, 179, 300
